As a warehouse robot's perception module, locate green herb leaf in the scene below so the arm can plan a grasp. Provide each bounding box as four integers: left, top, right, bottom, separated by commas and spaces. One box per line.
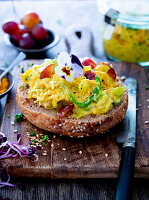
7, 114, 10, 118
21, 85, 25, 90
14, 112, 24, 122
30, 131, 35, 136
31, 140, 37, 143
25, 76, 30, 81
145, 86, 149, 90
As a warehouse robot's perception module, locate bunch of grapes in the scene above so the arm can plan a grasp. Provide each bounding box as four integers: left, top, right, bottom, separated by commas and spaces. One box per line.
2, 12, 51, 49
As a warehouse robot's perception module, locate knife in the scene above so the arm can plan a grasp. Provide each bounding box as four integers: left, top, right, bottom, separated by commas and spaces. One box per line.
115, 78, 137, 200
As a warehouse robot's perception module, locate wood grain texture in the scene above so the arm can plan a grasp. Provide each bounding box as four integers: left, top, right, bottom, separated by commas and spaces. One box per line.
1, 59, 149, 179
1, 178, 149, 200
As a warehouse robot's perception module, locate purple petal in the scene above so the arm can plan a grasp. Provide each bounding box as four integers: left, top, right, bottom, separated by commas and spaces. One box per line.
71, 63, 84, 78
61, 75, 66, 80
71, 54, 83, 68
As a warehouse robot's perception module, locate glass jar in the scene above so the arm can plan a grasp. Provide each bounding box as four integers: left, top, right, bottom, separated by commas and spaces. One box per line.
97, 0, 149, 66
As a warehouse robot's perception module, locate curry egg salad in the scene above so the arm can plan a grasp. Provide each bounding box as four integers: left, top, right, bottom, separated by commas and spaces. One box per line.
21, 52, 127, 119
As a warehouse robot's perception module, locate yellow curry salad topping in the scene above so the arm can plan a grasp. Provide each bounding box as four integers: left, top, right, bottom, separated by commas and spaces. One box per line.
103, 24, 149, 63
0, 77, 9, 94
21, 52, 127, 118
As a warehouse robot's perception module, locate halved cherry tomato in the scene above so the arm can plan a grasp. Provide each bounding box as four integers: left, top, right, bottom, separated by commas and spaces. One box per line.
58, 104, 74, 118
40, 64, 55, 79
107, 67, 116, 80
100, 62, 116, 80
100, 62, 111, 68
82, 59, 97, 69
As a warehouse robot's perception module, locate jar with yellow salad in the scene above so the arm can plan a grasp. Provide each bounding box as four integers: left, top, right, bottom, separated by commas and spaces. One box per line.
98, 0, 149, 66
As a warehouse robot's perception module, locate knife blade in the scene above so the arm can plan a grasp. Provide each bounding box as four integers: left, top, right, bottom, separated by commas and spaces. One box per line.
115, 77, 137, 200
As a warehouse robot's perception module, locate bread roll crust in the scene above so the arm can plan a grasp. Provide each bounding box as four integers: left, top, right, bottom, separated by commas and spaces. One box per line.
16, 78, 128, 138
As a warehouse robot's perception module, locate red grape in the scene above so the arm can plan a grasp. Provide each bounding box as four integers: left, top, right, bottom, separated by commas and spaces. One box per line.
3, 21, 19, 35
84, 71, 95, 80
11, 34, 21, 46
19, 33, 35, 49
82, 58, 97, 69
19, 25, 29, 35
31, 24, 47, 40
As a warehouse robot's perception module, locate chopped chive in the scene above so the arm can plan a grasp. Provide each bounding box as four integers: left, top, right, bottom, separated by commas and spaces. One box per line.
30, 131, 35, 136
29, 142, 32, 145
145, 86, 149, 90
18, 64, 21, 68
42, 136, 48, 142
7, 114, 10, 118
41, 141, 46, 146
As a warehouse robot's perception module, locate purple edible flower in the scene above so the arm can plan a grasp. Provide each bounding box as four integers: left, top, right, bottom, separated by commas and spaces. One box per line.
55, 52, 84, 82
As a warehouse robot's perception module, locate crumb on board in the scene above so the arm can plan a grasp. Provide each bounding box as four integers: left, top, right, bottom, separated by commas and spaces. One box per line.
62, 148, 66, 151
14, 130, 18, 133
136, 108, 138, 111
105, 153, 108, 157
64, 158, 67, 161
145, 121, 149, 124
42, 153, 47, 156
11, 121, 14, 125
51, 143, 54, 147
79, 151, 83, 154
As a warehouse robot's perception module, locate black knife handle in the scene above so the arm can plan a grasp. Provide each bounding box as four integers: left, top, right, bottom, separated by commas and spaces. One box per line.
115, 146, 135, 200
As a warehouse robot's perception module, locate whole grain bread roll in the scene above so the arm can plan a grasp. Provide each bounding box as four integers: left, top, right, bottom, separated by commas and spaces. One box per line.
16, 78, 128, 138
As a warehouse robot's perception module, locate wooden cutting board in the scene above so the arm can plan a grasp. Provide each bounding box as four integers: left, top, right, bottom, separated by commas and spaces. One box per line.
0, 59, 149, 179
